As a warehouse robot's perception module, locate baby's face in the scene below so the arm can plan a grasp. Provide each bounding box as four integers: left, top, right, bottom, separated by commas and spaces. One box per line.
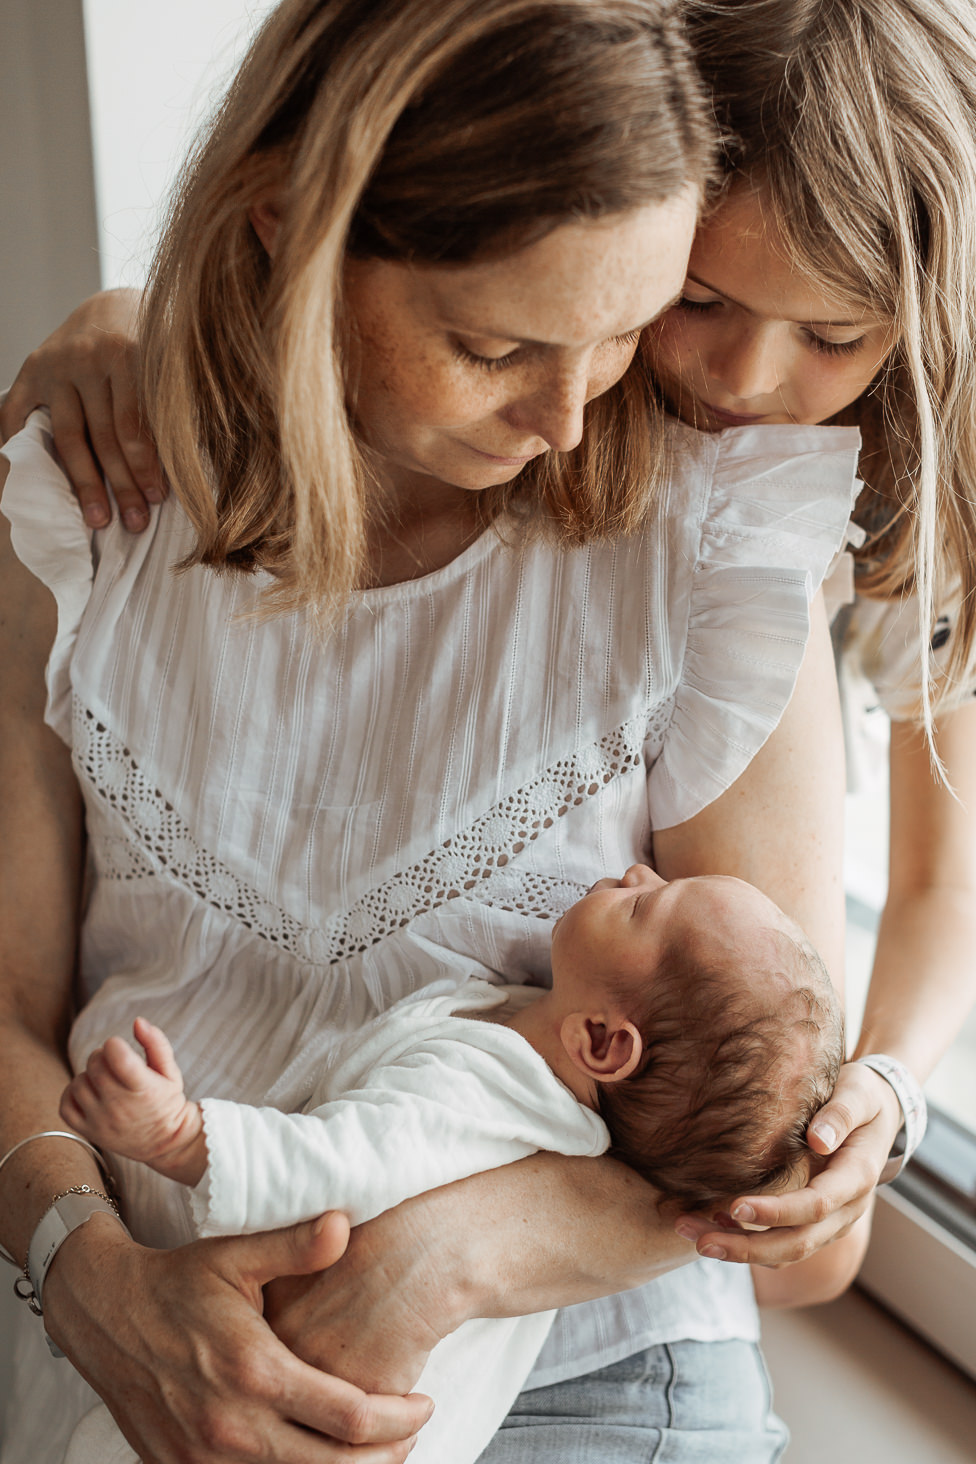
550, 865, 799, 1008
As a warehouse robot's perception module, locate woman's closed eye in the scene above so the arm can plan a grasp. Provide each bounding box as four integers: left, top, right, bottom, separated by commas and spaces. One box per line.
453, 327, 644, 373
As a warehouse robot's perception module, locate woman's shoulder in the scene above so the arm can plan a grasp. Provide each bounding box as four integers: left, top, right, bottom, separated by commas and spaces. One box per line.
644, 420, 863, 831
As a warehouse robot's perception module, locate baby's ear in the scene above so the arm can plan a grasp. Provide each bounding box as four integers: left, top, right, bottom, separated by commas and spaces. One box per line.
560, 1015, 644, 1084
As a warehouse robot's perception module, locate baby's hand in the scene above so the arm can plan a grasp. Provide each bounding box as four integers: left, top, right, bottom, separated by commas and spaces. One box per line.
60, 1017, 207, 1186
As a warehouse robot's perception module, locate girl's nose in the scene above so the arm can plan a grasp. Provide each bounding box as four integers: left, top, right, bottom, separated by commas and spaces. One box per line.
708, 327, 781, 403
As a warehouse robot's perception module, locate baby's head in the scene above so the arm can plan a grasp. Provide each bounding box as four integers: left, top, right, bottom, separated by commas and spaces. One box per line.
549, 866, 844, 1211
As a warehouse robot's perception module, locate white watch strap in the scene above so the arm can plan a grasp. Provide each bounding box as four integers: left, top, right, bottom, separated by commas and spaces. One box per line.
857, 1053, 928, 1184
27, 1189, 126, 1312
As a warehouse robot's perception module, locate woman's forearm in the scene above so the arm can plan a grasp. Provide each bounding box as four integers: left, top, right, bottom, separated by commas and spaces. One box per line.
0, 486, 99, 1268
266, 1151, 695, 1397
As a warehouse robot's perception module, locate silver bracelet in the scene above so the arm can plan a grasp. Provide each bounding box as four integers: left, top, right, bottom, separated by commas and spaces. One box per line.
0, 1131, 113, 1267
857, 1053, 928, 1184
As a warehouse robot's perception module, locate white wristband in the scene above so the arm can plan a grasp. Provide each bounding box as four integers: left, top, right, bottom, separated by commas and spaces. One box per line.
17, 1186, 129, 1358
857, 1053, 928, 1184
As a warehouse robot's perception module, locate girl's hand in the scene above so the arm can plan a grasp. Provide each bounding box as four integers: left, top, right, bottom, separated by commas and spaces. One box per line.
673, 1061, 903, 1266
0, 288, 163, 530
43, 1210, 432, 1463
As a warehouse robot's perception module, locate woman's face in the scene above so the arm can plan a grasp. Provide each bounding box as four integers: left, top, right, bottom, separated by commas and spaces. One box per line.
341, 191, 698, 495
647, 185, 895, 430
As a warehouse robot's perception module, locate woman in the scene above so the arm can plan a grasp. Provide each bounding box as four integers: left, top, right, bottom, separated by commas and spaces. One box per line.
1, 2, 854, 1463
15, 0, 974, 1278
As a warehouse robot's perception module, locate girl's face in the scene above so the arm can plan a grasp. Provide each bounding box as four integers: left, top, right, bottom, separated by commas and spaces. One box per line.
647, 185, 895, 430
341, 191, 698, 495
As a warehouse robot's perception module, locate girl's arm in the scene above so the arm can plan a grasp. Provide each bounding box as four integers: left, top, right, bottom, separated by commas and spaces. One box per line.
0, 482, 430, 1464
851, 705, 976, 1077
675, 672, 976, 1273
750, 1205, 874, 1310
0, 288, 160, 528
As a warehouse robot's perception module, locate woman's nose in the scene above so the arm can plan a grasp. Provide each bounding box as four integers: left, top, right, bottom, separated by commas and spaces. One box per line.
507, 368, 589, 454
708, 326, 782, 403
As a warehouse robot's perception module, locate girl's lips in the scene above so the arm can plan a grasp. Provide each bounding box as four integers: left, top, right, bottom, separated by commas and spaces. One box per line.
700, 401, 768, 428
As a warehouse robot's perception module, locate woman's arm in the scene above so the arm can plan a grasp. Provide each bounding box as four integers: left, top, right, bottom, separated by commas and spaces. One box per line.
262, 594, 850, 1389
0, 482, 430, 1463
0, 289, 161, 528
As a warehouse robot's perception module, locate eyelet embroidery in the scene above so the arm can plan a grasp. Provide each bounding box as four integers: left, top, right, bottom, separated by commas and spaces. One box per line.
73, 695, 673, 966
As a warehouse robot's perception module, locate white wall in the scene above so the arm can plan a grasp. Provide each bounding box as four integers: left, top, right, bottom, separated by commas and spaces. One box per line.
0, 0, 100, 385
82, 0, 277, 288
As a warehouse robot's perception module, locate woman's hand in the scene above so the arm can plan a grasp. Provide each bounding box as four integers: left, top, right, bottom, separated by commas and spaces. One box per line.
672, 1062, 902, 1266
0, 288, 163, 529
43, 1211, 432, 1464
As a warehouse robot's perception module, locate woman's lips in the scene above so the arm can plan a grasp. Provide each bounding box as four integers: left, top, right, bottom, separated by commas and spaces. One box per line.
467, 443, 541, 467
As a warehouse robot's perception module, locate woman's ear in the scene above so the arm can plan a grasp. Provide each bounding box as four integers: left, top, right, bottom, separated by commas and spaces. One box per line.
249, 186, 288, 257
560, 1014, 644, 1084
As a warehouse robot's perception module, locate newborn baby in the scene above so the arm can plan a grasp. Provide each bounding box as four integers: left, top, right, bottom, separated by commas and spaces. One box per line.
61, 865, 843, 1464
63, 864, 843, 1218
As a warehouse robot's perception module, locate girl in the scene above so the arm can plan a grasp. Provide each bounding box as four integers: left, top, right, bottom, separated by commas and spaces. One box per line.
654, 0, 976, 1272
0, 2, 856, 1463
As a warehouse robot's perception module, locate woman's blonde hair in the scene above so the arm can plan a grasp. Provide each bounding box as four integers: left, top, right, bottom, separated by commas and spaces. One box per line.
687, 0, 976, 732
141, 0, 712, 613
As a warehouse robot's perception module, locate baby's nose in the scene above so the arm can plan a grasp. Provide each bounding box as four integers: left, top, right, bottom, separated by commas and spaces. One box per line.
622, 863, 666, 889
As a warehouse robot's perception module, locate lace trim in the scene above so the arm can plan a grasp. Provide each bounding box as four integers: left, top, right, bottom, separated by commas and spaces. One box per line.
73, 695, 672, 966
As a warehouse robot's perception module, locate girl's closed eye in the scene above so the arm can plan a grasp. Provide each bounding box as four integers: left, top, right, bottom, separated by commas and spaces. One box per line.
806, 333, 867, 358
676, 295, 719, 315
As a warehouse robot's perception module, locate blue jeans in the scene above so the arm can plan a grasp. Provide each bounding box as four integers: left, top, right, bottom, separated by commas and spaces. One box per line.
477, 1341, 789, 1463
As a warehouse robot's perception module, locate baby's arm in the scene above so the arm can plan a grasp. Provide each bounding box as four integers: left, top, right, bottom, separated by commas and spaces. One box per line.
60, 1017, 207, 1186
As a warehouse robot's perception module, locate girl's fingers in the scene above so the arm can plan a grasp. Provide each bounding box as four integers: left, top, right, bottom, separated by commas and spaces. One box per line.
110, 385, 165, 504
46, 386, 114, 528
806, 1061, 898, 1155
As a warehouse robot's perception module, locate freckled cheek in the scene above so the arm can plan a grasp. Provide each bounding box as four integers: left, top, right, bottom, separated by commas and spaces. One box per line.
586, 343, 641, 403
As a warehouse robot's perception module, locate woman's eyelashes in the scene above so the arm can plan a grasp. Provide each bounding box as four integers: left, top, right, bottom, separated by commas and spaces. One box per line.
452, 328, 643, 372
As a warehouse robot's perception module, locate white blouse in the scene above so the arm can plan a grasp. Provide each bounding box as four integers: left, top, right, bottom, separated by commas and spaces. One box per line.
0, 412, 860, 1463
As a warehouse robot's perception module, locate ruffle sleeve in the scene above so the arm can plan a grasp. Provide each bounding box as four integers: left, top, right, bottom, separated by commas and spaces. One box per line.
0, 410, 94, 745
648, 423, 862, 830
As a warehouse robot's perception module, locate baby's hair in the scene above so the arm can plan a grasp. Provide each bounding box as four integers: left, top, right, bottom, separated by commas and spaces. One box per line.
686, 0, 976, 739
139, 0, 713, 616
596, 926, 844, 1210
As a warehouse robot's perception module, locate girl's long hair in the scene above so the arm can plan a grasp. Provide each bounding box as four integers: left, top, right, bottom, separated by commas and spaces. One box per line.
141, 0, 712, 613
687, 0, 976, 732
